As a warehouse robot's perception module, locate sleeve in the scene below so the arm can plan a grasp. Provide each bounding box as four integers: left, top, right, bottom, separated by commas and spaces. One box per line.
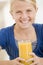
37, 24, 43, 57
0, 28, 7, 49
33, 24, 43, 57
39, 24, 43, 57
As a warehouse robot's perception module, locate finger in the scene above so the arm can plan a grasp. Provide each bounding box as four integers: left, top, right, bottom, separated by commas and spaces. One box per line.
14, 58, 24, 65
26, 58, 34, 63
29, 53, 36, 57
15, 57, 26, 62
16, 61, 24, 65
30, 62, 38, 65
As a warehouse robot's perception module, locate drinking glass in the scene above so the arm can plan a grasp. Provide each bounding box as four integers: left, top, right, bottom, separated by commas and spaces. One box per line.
18, 40, 33, 65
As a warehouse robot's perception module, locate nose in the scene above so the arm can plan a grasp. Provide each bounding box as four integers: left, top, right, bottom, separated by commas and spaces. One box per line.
21, 12, 28, 21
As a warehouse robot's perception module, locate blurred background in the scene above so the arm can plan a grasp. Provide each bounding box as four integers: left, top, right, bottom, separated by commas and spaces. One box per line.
0, 0, 15, 29
0, 0, 43, 60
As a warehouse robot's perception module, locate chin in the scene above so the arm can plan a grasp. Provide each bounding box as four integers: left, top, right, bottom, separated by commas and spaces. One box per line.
19, 25, 29, 29
18, 22, 33, 29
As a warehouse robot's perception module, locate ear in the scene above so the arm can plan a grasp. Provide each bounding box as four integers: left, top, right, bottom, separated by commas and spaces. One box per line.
10, 11, 13, 16
36, 7, 38, 13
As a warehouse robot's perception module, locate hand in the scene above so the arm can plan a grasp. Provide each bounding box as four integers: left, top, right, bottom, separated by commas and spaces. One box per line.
10, 57, 25, 65
26, 52, 41, 65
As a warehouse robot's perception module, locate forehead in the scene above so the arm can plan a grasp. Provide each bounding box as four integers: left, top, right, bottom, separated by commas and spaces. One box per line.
12, 1, 35, 11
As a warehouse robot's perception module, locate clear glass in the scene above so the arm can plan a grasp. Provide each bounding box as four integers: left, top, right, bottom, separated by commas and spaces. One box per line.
18, 40, 33, 65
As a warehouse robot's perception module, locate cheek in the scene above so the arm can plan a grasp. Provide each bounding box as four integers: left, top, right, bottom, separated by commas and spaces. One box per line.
27, 10, 36, 18
15, 14, 21, 20
28, 13, 36, 19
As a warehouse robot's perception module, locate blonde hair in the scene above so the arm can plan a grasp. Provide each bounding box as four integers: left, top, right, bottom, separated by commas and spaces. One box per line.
10, 0, 37, 12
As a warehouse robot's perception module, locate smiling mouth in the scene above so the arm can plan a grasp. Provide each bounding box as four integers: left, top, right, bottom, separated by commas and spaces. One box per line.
20, 20, 29, 24
20, 18, 31, 24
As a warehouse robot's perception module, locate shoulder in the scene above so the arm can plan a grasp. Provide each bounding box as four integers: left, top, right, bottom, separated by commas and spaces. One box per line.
33, 23, 43, 28
0, 25, 14, 41
0, 25, 14, 47
0, 25, 14, 34
33, 24, 43, 40
33, 24, 43, 31
34, 23, 43, 31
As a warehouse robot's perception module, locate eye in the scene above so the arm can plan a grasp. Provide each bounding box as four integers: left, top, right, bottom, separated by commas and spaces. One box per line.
26, 9, 32, 13
16, 11, 22, 14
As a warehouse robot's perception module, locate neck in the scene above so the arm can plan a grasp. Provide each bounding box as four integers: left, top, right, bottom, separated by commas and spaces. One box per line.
14, 24, 36, 42
14, 24, 34, 34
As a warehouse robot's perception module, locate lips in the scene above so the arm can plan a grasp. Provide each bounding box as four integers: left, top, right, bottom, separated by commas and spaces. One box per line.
18, 19, 32, 29
20, 19, 29, 24
20, 21, 29, 27
19, 17, 31, 24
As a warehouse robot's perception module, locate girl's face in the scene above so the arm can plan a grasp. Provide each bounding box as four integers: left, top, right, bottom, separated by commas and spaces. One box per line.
11, 1, 37, 29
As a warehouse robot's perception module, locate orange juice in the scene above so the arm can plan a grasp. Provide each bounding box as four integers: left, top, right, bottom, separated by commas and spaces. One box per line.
18, 40, 32, 65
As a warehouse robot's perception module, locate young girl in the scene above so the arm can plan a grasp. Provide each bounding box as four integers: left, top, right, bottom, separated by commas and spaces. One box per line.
0, 0, 43, 65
